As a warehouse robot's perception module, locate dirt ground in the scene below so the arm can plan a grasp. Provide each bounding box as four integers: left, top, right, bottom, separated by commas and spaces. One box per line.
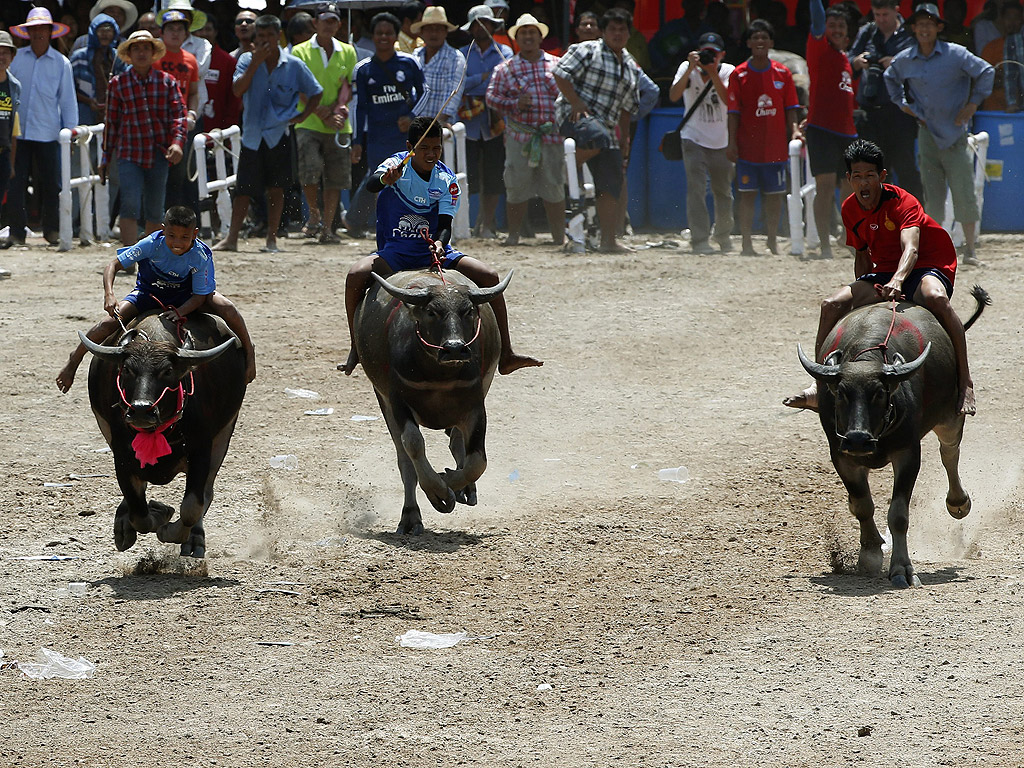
1, 227, 1023, 767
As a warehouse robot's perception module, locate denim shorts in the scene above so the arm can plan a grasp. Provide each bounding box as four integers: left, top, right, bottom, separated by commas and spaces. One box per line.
118, 159, 169, 223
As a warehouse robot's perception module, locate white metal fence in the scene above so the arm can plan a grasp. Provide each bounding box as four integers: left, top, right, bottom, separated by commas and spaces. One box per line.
58, 123, 109, 252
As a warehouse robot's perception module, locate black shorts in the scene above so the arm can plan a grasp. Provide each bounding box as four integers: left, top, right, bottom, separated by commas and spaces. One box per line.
805, 125, 855, 178
465, 135, 505, 195
586, 147, 624, 199
858, 267, 954, 301
235, 131, 296, 196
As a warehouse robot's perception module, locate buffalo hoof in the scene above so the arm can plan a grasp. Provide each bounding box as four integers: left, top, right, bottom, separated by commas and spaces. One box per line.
857, 547, 884, 576
890, 571, 922, 589
157, 520, 190, 545
947, 494, 972, 520
429, 487, 457, 515
455, 484, 478, 506
179, 531, 206, 558
149, 500, 176, 523
114, 518, 138, 551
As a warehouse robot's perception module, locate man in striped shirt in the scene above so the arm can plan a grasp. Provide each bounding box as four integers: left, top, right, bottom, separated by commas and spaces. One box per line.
487, 13, 564, 246
411, 7, 465, 127
100, 30, 187, 246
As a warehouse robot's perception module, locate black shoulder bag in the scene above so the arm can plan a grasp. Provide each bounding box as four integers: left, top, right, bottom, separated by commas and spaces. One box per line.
659, 78, 715, 161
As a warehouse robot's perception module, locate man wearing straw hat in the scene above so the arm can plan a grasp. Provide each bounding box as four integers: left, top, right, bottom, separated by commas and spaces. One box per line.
486, 12, 565, 246
71, 0, 138, 53
0, 31, 21, 269
459, 4, 511, 240
100, 31, 187, 247
3, 8, 77, 249
411, 6, 465, 129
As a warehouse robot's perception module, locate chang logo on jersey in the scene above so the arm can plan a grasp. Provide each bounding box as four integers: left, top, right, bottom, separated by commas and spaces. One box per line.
755, 93, 777, 117
393, 213, 429, 239
839, 71, 853, 94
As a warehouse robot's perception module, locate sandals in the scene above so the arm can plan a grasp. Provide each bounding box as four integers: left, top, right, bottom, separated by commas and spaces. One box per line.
301, 220, 322, 238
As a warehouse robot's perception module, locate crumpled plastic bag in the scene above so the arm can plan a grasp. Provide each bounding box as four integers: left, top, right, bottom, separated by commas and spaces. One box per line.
396, 630, 467, 649
16, 648, 96, 679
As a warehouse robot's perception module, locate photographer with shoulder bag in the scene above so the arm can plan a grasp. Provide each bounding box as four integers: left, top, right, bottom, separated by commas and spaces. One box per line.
668, 32, 735, 254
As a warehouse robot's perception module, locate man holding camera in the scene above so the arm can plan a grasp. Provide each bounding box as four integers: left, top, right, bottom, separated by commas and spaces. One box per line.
669, 32, 734, 254
850, 0, 923, 201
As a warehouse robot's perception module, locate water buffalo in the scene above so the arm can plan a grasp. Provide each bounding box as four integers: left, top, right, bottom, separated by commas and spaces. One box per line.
798, 286, 989, 588
81, 311, 246, 557
354, 269, 509, 534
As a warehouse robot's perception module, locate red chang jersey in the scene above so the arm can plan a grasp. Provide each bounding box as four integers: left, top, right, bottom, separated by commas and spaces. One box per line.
727, 59, 800, 163
806, 35, 856, 136
842, 184, 957, 285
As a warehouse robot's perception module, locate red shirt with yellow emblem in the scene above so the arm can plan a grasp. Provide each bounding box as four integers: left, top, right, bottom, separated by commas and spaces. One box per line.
842, 183, 957, 285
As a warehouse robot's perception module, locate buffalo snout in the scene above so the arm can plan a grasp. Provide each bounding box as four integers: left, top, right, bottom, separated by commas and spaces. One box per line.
437, 339, 472, 364
840, 430, 878, 456
125, 401, 162, 429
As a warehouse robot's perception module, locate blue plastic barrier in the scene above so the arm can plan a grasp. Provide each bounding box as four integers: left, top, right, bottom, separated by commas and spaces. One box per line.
974, 111, 1024, 232
644, 108, 689, 229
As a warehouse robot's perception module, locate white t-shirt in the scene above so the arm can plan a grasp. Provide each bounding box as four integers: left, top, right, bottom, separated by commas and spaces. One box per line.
671, 61, 734, 150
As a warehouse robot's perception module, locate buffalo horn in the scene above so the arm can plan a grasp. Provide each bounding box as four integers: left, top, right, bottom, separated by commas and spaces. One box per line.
882, 342, 931, 382
797, 343, 841, 383
79, 330, 127, 362
467, 270, 513, 306
371, 272, 432, 306
176, 337, 238, 362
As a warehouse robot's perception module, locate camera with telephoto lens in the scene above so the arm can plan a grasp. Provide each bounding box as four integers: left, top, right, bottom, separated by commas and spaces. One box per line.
860, 53, 886, 105
698, 47, 716, 65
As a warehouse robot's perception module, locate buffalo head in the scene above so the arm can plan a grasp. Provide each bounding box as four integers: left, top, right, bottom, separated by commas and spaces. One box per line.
372, 271, 512, 365
80, 329, 235, 430
798, 342, 931, 456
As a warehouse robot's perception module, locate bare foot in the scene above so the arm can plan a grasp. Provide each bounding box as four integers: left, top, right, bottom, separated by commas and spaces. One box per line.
503, 234, 520, 247
212, 239, 237, 252
338, 348, 360, 375
767, 238, 779, 255
598, 242, 635, 254
783, 382, 819, 411
959, 384, 977, 416
499, 351, 544, 375
56, 357, 81, 393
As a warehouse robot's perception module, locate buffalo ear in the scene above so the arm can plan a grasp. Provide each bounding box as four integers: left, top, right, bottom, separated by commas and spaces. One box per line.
172, 337, 237, 375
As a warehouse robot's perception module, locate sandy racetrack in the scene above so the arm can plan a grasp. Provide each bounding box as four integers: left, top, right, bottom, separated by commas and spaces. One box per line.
1, 230, 1023, 766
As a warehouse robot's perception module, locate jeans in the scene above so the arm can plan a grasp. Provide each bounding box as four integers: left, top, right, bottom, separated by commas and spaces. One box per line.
118, 159, 170, 223
6, 139, 60, 241
682, 139, 735, 245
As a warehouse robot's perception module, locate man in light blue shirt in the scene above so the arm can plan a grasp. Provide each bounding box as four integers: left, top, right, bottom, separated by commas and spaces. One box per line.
885, 2, 994, 264
6, 8, 77, 247
213, 14, 322, 253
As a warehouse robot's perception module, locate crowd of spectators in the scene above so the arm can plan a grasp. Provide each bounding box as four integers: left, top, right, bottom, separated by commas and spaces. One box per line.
0, 0, 1014, 263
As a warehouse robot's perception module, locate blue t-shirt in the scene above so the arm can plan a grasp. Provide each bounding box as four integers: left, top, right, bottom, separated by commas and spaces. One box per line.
375, 152, 461, 271
117, 231, 216, 296
353, 53, 425, 154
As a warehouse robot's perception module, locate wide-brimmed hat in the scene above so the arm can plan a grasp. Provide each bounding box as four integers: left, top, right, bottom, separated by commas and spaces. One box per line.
90, 0, 139, 31
162, 0, 207, 32
509, 13, 549, 39
411, 6, 457, 34
461, 5, 502, 32
117, 29, 167, 62
12, 7, 71, 40
0, 30, 16, 53
484, 0, 510, 11
908, 2, 946, 24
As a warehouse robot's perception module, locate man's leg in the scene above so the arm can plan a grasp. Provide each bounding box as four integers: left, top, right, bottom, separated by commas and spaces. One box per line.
213, 194, 251, 251
302, 184, 322, 232
264, 187, 284, 250
38, 142, 62, 241
596, 191, 624, 252
321, 187, 342, 240
915, 276, 975, 415
738, 190, 757, 255
682, 140, 712, 248
813, 172, 837, 258
479, 193, 501, 236
943, 135, 983, 264
56, 301, 139, 393
4, 140, 33, 243
505, 201, 527, 245
453, 255, 542, 375
205, 292, 257, 383
119, 218, 139, 247
339, 254, 383, 375
784, 280, 882, 409
916, 129, 948, 222
763, 192, 784, 255
542, 199, 565, 245
708, 147, 735, 250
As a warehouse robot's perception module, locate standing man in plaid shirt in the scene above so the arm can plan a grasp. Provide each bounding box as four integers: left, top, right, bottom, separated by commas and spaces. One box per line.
554, 8, 639, 253
487, 13, 564, 246
100, 30, 187, 247
411, 7, 465, 128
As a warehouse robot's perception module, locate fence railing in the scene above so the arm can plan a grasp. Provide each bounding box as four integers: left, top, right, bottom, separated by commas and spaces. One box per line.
58, 124, 109, 252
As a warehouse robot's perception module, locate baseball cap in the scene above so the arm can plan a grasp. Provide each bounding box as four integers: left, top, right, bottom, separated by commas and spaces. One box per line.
161, 9, 190, 27
319, 2, 341, 20
908, 2, 945, 23
698, 32, 725, 51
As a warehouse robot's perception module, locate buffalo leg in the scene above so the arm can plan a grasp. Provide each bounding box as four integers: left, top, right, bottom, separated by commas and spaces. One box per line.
832, 453, 883, 576
888, 446, 923, 588
389, 400, 456, 516
378, 395, 424, 535
934, 417, 971, 520
114, 464, 170, 549
447, 428, 477, 506
441, 415, 487, 503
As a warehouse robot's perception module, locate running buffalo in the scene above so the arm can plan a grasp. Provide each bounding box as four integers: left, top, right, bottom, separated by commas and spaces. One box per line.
81, 311, 247, 557
797, 286, 989, 588
354, 269, 510, 534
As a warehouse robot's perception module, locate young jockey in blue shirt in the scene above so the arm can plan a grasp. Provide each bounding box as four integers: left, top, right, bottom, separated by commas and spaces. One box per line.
340, 115, 541, 376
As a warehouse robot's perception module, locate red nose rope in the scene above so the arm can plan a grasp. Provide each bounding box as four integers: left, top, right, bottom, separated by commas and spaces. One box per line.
413, 229, 483, 351
853, 287, 901, 362
116, 297, 194, 467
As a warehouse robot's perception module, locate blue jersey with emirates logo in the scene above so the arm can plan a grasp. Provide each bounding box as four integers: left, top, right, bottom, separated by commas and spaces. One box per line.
374, 152, 463, 271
